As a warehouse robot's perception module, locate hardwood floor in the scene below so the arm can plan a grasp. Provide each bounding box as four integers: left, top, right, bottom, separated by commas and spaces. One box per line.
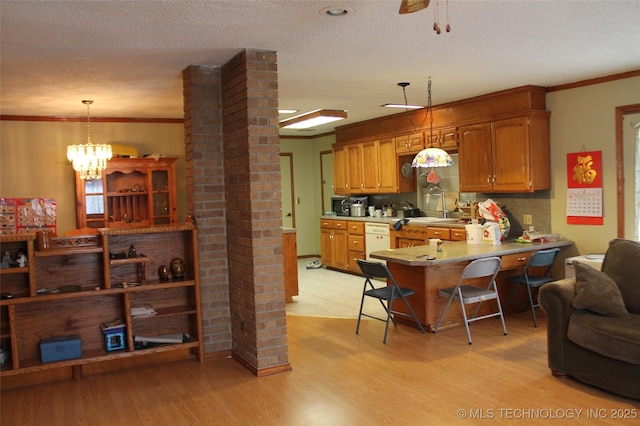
1, 311, 638, 425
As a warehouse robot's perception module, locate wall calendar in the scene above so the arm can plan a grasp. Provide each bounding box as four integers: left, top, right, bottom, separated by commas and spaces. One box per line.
566, 150, 603, 225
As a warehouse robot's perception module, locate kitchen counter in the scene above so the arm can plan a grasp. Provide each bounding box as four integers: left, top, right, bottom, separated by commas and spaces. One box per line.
320, 215, 467, 229
370, 239, 574, 266
367, 238, 575, 331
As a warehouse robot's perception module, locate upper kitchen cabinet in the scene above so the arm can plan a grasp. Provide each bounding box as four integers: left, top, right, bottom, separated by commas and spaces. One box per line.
75, 157, 178, 229
425, 126, 458, 151
362, 137, 398, 193
458, 113, 550, 193
333, 146, 348, 194
395, 132, 424, 154
346, 143, 364, 193
333, 145, 364, 194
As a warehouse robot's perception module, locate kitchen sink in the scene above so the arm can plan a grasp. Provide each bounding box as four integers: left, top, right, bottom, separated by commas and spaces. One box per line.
405, 217, 458, 224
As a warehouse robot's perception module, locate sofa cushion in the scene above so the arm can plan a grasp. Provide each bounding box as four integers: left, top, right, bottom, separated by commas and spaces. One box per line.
572, 262, 629, 318
568, 313, 640, 364
601, 239, 640, 314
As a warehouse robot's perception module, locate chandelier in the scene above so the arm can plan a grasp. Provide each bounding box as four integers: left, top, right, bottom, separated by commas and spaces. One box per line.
412, 78, 454, 169
67, 100, 112, 180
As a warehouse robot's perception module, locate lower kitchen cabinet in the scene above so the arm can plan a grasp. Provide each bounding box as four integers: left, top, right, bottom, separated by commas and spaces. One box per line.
0, 225, 203, 382
346, 221, 365, 273
320, 219, 366, 274
320, 219, 349, 270
391, 225, 466, 248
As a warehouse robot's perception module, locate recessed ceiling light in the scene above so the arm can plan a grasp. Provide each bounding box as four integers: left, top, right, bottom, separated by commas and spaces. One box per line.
320, 6, 353, 17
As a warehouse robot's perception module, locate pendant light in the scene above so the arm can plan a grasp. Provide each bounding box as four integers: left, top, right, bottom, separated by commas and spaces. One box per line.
411, 78, 454, 169
67, 100, 112, 180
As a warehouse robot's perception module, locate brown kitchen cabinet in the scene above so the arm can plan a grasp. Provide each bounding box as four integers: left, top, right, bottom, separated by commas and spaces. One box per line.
395, 132, 424, 154
332, 146, 349, 195
425, 126, 458, 151
426, 227, 451, 240
75, 157, 178, 229
0, 225, 203, 383
320, 219, 349, 270
346, 221, 365, 273
283, 230, 299, 303
458, 114, 550, 193
392, 225, 465, 248
362, 137, 397, 193
450, 228, 466, 241
346, 143, 364, 193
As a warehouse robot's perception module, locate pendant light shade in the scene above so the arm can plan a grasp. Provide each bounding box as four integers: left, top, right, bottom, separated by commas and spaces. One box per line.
411, 148, 454, 168
67, 100, 112, 180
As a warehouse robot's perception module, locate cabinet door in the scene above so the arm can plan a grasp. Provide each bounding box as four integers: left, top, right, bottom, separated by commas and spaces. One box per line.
332, 146, 348, 194
361, 141, 378, 192
151, 167, 176, 225
492, 117, 532, 192
376, 137, 398, 193
333, 230, 349, 270
320, 229, 334, 267
395, 132, 424, 154
458, 123, 493, 192
439, 127, 458, 150
76, 175, 108, 229
346, 144, 364, 193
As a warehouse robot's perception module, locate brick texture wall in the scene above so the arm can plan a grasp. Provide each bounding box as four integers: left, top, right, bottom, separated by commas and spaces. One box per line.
183, 65, 232, 353
183, 49, 290, 374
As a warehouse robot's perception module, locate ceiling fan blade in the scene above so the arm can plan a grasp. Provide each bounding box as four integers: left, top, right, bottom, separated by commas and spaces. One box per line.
399, 0, 431, 14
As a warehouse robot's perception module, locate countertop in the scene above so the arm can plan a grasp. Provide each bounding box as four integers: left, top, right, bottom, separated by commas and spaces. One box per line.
370, 239, 574, 266
282, 227, 296, 234
320, 215, 467, 229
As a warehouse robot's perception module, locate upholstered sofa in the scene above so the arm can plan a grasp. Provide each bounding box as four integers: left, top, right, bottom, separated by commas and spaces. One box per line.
538, 238, 640, 400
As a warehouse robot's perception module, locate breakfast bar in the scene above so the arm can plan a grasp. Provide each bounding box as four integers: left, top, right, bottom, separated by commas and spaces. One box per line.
370, 239, 576, 331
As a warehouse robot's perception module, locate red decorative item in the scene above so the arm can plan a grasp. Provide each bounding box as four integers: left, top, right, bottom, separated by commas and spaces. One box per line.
566, 151, 603, 225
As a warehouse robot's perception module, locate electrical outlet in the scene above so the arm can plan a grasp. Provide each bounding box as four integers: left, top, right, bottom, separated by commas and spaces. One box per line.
523, 214, 533, 225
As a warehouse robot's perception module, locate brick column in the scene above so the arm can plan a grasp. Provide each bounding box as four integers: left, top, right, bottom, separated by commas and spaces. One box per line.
183, 65, 232, 353
221, 50, 290, 375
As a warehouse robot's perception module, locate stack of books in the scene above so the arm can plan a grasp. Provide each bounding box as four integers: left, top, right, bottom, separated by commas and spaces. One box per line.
130, 305, 156, 318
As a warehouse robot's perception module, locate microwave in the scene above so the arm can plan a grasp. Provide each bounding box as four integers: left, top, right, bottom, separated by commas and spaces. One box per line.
331, 196, 350, 216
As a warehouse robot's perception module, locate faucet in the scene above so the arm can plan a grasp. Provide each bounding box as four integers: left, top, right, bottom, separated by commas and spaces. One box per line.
441, 189, 449, 218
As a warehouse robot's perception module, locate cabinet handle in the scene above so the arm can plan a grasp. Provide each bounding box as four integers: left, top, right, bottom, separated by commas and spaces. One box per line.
433, 231, 441, 235
492, 175, 496, 183
487, 175, 491, 183
517, 257, 527, 261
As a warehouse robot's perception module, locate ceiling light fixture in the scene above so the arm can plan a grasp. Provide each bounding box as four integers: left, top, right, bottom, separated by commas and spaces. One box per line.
279, 109, 347, 130
320, 6, 353, 17
278, 109, 298, 114
412, 78, 454, 169
383, 82, 425, 109
67, 100, 113, 180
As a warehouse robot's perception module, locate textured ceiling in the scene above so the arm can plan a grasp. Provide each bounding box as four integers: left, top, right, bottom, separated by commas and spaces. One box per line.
1, 0, 639, 137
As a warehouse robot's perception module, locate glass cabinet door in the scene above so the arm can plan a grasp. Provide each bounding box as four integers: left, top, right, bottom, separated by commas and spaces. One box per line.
84, 178, 106, 228
151, 169, 171, 225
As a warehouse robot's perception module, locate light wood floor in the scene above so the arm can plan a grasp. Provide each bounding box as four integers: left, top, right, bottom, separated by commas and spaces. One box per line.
1, 311, 638, 425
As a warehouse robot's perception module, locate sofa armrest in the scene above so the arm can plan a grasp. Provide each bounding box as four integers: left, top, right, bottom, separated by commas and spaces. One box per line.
538, 278, 577, 374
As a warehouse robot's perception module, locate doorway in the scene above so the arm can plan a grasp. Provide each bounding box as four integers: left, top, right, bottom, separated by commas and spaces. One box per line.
320, 150, 334, 213
280, 153, 295, 229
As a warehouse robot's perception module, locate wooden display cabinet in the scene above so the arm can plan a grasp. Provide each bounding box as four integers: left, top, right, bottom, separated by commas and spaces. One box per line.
75, 157, 178, 229
0, 225, 202, 381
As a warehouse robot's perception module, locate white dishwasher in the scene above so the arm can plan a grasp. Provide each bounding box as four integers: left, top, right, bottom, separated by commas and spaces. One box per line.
365, 222, 391, 261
